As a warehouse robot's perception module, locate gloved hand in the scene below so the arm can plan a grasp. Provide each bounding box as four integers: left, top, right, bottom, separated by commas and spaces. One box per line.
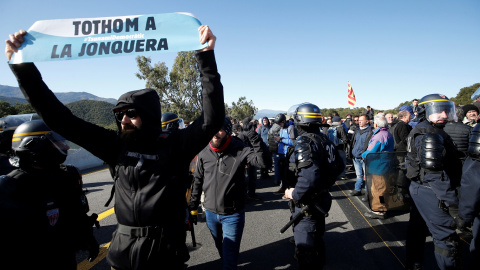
86, 236, 99, 262
190, 209, 198, 225
448, 205, 467, 231
89, 213, 100, 229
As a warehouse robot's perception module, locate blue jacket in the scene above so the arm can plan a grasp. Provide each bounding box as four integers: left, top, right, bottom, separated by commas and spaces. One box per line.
361, 127, 394, 159
277, 127, 294, 155
257, 124, 270, 146
362, 127, 395, 175
352, 125, 373, 158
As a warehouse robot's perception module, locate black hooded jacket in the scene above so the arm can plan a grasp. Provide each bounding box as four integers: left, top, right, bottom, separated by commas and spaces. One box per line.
10, 50, 225, 270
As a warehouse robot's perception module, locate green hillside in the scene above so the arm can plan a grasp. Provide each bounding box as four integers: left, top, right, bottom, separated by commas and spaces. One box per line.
65, 100, 116, 127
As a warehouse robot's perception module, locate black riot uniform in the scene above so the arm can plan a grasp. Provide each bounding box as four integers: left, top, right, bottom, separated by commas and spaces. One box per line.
284, 103, 344, 269
459, 124, 480, 269
406, 94, 463, 270
0, 120, 98, 270
161, 111, 192, 263
9, 49, 224, 270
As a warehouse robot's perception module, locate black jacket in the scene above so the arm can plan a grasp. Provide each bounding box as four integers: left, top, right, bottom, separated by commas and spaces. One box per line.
10, 50, 224, 270
444, 121, 472, 159
189, 130, 271, 215
392, 120, 412, 152
0, 166, 94, 269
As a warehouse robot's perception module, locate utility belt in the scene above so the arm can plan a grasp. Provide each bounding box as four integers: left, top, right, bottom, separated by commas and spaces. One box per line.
117, 224, 163, 238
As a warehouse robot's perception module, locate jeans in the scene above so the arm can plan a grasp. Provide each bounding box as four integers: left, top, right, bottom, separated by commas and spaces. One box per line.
273, 153, 285, 186
246, 165, 257, 196
353, 158, 365, 191
205, 209, 245, 270
338, 149, 347, 178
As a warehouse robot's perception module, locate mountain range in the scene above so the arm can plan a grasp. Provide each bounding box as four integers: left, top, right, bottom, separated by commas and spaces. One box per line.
0, 84, 117, 105
253, 109, 286, 120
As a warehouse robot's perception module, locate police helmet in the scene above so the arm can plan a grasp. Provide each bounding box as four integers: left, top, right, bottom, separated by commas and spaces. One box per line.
12, 120, 69, 167
468, 124, 480, 160
161, 112, 181, 132
274, 113, 286, 124
288, 102, 323, 126
417, 94, 457, 126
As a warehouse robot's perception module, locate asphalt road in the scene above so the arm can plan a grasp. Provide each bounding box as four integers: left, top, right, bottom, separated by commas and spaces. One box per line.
75, 165, 474, 270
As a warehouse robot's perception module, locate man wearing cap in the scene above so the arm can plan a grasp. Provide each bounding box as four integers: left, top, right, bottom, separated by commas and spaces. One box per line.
189, 117, 271, 270
463, 104, 479, 127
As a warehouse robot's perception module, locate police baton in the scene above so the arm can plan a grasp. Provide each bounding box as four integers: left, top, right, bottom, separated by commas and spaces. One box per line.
190, 221, 197, 247
280, 204, 309, 234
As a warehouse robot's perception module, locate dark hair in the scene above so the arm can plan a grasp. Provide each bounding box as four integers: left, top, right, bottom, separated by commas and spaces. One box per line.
455, 106, 464, 121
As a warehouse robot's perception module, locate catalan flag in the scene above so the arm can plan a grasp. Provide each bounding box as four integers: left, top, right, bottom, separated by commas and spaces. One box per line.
348, 81, 356, 108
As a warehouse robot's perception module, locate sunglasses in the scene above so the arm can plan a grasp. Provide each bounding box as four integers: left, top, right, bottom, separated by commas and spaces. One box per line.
115, 108, 138, 122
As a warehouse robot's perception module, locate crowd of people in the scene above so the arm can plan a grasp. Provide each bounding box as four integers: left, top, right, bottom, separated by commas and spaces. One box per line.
3, 24, 480, 270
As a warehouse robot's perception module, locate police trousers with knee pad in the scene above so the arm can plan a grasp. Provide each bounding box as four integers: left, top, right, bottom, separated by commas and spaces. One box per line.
409, 181, 461, 270
291, 196, 331, 269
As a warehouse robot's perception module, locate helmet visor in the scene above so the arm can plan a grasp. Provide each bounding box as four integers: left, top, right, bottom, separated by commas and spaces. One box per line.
45, 131, 70, 155
287, 104, 301, 116
425, 101, 457, 122
178, 118, 186, 129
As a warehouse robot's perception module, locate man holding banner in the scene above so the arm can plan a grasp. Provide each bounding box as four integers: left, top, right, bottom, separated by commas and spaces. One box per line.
6, 18, 225, 270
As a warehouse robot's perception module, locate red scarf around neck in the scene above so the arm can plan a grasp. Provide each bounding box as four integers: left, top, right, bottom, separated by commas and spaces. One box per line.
209, 135, 232, 152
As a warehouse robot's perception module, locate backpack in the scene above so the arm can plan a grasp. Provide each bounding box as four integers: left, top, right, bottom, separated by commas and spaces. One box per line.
327, 126, 342, 146
267, 123, 281, 154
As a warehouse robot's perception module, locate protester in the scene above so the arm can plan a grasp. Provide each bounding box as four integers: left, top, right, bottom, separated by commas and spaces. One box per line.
189, 117, 271, 270
349, 114, 373, 196
6, 26, 224, 270
327, 116, 348, 180
365, 106, 374, 121
462, 104, 479, 127
237, 117, 262, 200
411, 99, 419, 116
361, 114, 394, 219
257, 116, 271, 178
444, 106, 472, 162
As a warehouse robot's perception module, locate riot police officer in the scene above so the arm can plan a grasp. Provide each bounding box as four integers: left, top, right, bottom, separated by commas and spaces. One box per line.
283, 103, 344, 269
161, 112, 186, 132
161, 111, 192, 263
0, 120, 99, 269
459, 124, 480, 269
406, 94, 463, 270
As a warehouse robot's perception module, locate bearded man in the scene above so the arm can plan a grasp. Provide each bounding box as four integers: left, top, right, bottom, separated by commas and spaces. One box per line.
189, 117, 271, 270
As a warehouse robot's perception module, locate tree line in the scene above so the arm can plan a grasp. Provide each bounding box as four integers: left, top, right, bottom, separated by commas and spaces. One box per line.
1, 50, 478, 124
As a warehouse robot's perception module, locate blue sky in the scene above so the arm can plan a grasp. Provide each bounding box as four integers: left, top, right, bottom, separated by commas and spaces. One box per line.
1, 0, 479, 112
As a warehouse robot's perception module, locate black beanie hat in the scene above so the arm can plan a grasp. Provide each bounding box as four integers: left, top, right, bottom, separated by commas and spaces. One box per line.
223, 117, 232, 135
463, 104, 479, 117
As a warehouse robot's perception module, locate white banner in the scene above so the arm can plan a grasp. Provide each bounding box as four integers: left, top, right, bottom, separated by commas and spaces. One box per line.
10, 12, 206, 64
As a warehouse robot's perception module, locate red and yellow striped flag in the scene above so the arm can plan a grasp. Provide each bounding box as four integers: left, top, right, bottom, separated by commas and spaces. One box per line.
348, 81, 356, 108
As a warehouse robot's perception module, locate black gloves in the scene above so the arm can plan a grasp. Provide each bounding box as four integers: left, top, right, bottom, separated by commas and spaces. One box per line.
86, 236, 100, 262
81, 213, 100, 262
448, 205, 467, 232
